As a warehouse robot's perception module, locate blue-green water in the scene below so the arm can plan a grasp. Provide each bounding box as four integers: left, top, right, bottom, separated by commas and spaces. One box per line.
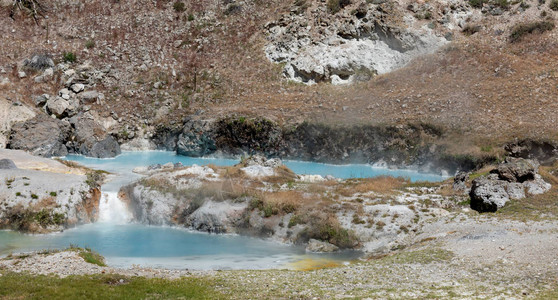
64, 151, 447, 182
0, 225, 358, 270
0, 151, 446, 270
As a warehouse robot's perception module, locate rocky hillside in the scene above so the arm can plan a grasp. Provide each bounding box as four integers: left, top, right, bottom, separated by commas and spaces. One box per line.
1, 0, 558, 166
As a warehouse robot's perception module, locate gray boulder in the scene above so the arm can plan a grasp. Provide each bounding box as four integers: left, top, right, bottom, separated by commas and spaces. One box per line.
87, 136, 121, 158
8, 115, 69, 157
70, 83, 85, 93
79, 91, 99, 104
453, 171, 469, 192
306, 239, 340, 253
470, 158, 551, 213
46, 97, 69, 118
0, 159, 17, 169
23, 54, 54, 71
470, 174, 511, 213
492, 158, 539, 182
69, 114, 121, 158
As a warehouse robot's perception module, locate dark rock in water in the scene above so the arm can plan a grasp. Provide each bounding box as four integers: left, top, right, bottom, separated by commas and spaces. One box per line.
214, 117, 282, 156
174, 162, 183, 168
491, 158, 539, 183
470, 158, 550, 213
69, 114, 121, 158
177, 119, 216, 157
152, 124, 182, 151
87, 136, 121, 158
0, 159, 17, 169
8, 115, 69, 157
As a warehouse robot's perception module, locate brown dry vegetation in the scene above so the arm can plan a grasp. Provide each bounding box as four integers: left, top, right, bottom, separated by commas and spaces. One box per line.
337, 176, 410, 196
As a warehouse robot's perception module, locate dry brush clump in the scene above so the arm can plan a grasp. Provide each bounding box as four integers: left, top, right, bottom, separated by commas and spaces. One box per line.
509, 21, 555, 43
337, 176, 410, 197
9, 0, 48, 24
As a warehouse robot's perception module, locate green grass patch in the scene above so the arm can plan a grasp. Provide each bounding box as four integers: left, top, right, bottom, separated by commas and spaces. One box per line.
469, 171, 489, 181
379, 248, 454, 265
67, 247, 106, 267
63, 51, 77, 63
0, 272, 224, 299
536, 284, 558, 299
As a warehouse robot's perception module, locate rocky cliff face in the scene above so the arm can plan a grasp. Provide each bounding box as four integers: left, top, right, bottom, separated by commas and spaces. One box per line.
156, 116, 491, 174
265, 0, 453, 84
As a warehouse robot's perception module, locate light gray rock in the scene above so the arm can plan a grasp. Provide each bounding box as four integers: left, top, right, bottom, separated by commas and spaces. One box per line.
524, 174, 551, 195
71, 83, 85, 93
505, 182, 526, 200
46, 97, 69, 118
306, 239, 340, 253
59, 88, 71, 100
242, 155, 283, 168
18, 71, 27, 78
34, 94, 49, 107
0, 159, 17, 169
188, 201, 248, 234
79, 91, 99, 104
470, 158, 550, 212
470, 175, 510, 213
265, 6, 448, 84
453, 171, 469, 192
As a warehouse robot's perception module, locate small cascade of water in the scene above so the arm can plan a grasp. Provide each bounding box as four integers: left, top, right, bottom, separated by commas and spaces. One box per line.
98, 191, 132, 224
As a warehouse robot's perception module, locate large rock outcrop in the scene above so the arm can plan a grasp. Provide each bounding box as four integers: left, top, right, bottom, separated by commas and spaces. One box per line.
8, 114, 70, 157
68, 113, 121, 158
0, 98, 36, 149
166, 116, 483, 174
470, 158, 551, 212
176, 119, 216, 157
265, 0, 449, 84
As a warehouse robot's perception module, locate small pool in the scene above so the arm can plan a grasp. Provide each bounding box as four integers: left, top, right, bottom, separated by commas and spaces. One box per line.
0, 225, 359, 270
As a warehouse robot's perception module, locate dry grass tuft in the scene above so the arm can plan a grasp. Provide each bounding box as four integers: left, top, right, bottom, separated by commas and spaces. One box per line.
337, 176, 409, 196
